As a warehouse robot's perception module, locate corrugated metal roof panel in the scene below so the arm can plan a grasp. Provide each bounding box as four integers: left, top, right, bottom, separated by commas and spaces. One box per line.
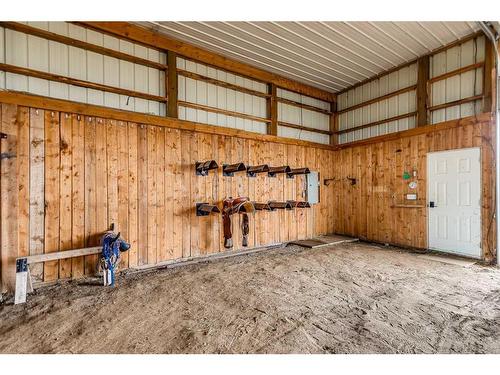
139, 21, 481, 93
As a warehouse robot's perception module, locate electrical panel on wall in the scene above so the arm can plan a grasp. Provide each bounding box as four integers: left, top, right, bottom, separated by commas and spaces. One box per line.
306, 171, 320, 204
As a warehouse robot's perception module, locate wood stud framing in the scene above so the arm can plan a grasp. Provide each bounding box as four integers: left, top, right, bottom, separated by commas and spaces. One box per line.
416, 56, 430, 126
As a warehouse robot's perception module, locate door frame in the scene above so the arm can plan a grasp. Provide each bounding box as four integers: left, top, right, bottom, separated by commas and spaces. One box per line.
426, 146, 482, 259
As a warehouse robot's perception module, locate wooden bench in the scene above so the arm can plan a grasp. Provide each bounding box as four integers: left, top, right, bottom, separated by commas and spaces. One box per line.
15, 246, 101, 304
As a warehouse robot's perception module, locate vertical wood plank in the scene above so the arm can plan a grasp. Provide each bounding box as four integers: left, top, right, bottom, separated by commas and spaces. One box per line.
1, 104, 19, 291
84, 115, 97, 275
147, 125, 157, 265
137, 124, 148, 265
156, 127, 166, 262
71, 113, 85, 278
171, 128, 183, 259
95, 117, 108, 272
59, 112, 73, 279
29, 108, 45, 282
44, 110, 60, 282
117, 120, 129, 270
180, 131, 191, 258
127, 122, 139, 268
17, 106, 30, 259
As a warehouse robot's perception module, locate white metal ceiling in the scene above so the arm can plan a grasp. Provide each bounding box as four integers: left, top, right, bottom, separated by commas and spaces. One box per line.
139, 21, 481, 93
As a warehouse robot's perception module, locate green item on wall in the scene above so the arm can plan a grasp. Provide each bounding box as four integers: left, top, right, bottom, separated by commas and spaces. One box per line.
403, 171, 411, 180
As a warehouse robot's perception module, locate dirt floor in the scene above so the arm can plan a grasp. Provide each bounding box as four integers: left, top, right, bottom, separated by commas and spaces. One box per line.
1, 241, 500, 354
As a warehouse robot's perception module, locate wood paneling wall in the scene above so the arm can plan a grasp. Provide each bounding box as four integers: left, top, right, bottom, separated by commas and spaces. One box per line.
0, 95, 495, 293
330, 114, 495, 261
0, 101, 336, 292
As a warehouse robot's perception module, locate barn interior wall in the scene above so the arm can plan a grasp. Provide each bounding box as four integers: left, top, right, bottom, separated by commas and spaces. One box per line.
0, 98, 336, 292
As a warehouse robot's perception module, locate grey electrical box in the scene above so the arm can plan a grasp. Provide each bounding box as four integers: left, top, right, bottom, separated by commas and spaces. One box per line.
306, 171, 319, 204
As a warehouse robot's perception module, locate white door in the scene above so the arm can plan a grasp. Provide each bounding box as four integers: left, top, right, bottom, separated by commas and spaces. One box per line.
427, 147, 481, 258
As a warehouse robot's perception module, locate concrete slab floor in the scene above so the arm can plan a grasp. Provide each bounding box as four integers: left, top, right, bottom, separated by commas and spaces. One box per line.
0, 242, 499, 354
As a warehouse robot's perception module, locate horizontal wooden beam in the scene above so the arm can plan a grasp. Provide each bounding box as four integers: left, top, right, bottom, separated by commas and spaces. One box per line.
0, 21, 167, 71
428, 61, 484, 84
178, 69, 270, 99
428, 94, 484, 112
338, 31, 484, 96
277, 97, 332, 115
78, 22, 336, 103
19, 247, 101, 265
0, 63, 168, 103
0, 91, 337, 150
1, 91, 491, 153
178, 101, 271, 123
335, 111, 418, 135
338, 85, 417, 115
278, 121, 332, 136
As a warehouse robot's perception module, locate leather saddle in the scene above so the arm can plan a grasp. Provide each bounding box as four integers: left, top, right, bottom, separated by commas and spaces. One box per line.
222, 197, 255, 248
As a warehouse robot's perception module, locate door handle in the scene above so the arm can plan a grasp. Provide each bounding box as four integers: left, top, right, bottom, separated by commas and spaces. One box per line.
429, 201, 437, 208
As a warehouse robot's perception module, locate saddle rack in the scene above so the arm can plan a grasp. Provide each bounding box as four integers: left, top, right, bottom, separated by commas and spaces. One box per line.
287, 200, 311, 208
223, 163, 246, 177
252, 202, 272, 211
268, 165, 291, 177
195, 160, 219, 176
268, 201, 293, 210
196, 203, 221, 216
287, 167, 311, 179
246, 164, 269, 177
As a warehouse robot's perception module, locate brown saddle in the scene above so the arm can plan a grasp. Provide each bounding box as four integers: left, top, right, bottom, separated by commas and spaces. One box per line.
222, 197, 255, 248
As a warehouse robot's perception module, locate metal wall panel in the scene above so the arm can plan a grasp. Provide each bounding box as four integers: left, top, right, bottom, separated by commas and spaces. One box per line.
430, 35, 484, 124
0, 22, 167, 116
177, 56, 268, 134
337, 63, 417, 143
276, 88, 330, 144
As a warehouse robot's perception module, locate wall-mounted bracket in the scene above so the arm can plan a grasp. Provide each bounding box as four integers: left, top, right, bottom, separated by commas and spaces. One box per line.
323, 178, 336, 186
287, 200, 311, 208
246, 164, 269, 177
347, 177, 357, 185
252, 202, 272, 211
196, 203, 221, 216
195, 160, 219, 176
0, 132, 7, 139
287, 167, 310, 179
223, 163, 246, 177
268, 201, 293, 210
268, 165, 291, 177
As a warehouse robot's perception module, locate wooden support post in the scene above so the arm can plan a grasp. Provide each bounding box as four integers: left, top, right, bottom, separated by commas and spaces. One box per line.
268, 83, 278, 136
483, 38, 493, 113
417, 56, 430, 126
330, 101, 338, 145
167, 51, 178, 118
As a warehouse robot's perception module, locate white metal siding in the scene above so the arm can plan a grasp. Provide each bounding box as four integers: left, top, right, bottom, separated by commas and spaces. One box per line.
177, 56, 268, 134
430, 35, 484, 123
276, 88, 330, 144
337, 63, 417, 144
0, 22, 167, 116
